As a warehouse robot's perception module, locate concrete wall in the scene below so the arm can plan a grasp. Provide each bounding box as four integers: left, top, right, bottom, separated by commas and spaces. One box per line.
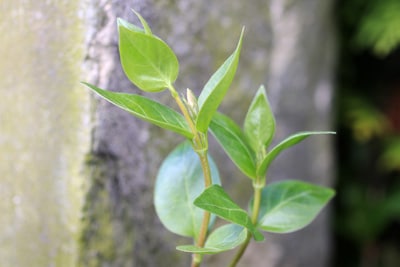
0, 0, 90, 266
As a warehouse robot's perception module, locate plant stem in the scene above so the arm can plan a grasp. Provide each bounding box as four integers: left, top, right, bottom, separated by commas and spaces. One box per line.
168, 85, 212, 267
228, 232, 251, 267
191, 151, 213, 267
251, 183, 262, 223
229, 178, 263, 267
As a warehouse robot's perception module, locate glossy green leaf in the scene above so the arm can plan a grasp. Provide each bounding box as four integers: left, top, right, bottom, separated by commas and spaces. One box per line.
257, 131, 336, 177
244, 85, 275, 152
196, 28, 244, 133
154, 142, 221, 240
254, 180, 335, 233
118, 21, 179, 92
194, 185, 264, 241
82, 82, 193, 139
176, 224, 247, 254
210, 112, 256, 179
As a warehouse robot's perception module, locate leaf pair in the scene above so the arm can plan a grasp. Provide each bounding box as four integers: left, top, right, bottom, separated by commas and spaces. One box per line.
176, 183, 261, 255
154, 143, 261, 255
209, 85, 273, 179
194, 185, 264, 241
195, 181, 335, 235
179, 179, 334, 254
210, 86, 335, 179
86, 11, 244, 141
194, 180, 334, 237
120, 10, 244, 135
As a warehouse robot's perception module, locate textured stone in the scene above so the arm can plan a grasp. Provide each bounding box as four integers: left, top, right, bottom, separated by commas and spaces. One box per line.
0, 0, 336, 266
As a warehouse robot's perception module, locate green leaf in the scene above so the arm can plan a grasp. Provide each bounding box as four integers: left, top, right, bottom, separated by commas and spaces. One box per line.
154, 142, 221, 240
118, 21, 179, 92
131, 9, 152, 35
254, 180, 335, 233
257, 131, 336, 177
354, 0, 400, 56
196, 28, 244, 133
210, 112, 256, 179
176, 224, 247, 254
244, 85, 275, 152
194, 185, 264, 241
82, 82, 193, 139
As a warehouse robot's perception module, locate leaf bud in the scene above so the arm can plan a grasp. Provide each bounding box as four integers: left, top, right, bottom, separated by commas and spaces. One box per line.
185, 88, 199, 121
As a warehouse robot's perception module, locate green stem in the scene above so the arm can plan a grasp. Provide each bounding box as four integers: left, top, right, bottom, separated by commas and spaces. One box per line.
228, 232, 251, 267
168, 85, 212, 267
251, 182, 262, 223
229, 178, 263, 267
191, 150, 213, 267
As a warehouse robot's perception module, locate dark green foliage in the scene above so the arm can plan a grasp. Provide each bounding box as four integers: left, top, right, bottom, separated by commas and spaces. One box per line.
340, 0, 400, 56
335, 1, 400, 266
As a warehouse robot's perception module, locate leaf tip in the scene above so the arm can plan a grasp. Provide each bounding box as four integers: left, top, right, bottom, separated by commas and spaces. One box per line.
116, 17, 123, 26
130, 8, 140, 16
116, 17, 131, 31
131, 9, 152, 35
80, 81, 95, 90
237, 27, 245, 49
240, 26, 246, 36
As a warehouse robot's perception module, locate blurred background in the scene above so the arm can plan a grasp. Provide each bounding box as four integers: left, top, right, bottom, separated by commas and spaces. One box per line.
0, 0, 399, 266
334, 0, 400, 266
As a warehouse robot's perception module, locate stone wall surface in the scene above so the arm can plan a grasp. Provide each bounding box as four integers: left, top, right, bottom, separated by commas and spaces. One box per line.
0, 0, 336, 266
0, 0, 90, 266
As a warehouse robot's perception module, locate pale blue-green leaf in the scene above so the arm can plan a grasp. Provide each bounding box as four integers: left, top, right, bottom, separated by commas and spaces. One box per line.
257, 131, 336, 177
82, 82, 193, 139
118, 25, 179, 92
176, 224, 247, 254
210, 112, 256, 179
154, 142, 221, 240
196, 28, 244, 133
131, 9, 152, 35
244, 85, 275, 152
194, 185, 264, 241
254, 180, 335, 233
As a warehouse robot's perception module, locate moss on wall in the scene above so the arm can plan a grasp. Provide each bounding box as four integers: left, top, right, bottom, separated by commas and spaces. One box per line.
79, 153, 135, 267
0, 0, 90, 266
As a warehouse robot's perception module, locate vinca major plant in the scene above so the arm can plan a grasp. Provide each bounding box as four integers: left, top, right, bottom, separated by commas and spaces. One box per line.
83, 10, 336, 267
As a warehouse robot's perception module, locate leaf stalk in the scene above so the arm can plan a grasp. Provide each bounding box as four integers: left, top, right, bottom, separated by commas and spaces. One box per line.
229, 175, 264, 267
